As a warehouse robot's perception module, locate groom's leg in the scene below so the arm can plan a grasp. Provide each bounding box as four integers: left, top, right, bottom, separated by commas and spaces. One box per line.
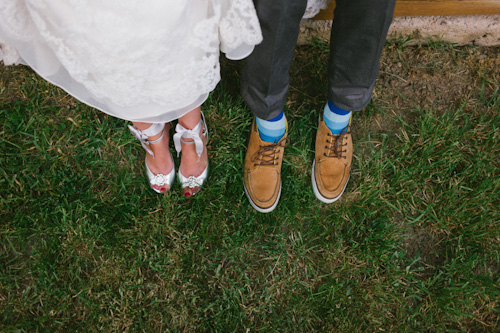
312, 0, 396, 203
242, 0, 306, 213
241, 0, 307, 120
327, 0, 396, 111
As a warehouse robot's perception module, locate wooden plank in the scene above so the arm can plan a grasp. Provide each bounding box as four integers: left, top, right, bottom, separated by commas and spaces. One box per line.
312, 0, 500, 20
395, 0, 500, 16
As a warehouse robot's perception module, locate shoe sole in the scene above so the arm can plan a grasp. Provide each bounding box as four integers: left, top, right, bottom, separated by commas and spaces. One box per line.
243, 182, 281, 213
311, 160, 349, 204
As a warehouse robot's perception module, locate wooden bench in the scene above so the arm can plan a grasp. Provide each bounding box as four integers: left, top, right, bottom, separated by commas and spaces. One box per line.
313, 0, 500, 19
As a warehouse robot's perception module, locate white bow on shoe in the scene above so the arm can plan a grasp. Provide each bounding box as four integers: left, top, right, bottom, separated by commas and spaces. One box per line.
172, 112, 209, 196
128, 122, 175, 193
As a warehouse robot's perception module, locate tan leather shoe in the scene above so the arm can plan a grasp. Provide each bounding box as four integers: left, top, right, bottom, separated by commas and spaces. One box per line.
312, 114, 352, 203
244, 120, 288, 213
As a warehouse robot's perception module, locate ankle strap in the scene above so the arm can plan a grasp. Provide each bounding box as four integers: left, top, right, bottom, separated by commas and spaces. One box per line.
173, 112, 208, 161
129, 123, 164, 138
128, 123, 165, 158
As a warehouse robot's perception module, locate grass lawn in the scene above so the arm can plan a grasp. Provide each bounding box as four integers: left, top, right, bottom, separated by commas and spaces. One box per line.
1, 39, 499, 331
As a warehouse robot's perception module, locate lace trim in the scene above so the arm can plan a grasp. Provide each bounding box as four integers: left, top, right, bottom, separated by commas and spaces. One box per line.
219, 0, 263, 52
0, 0, 262, 109
304, 0, 331, 19
0, 43, 21, 65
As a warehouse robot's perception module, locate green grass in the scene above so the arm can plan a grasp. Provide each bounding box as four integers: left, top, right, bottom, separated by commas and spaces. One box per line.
1, 40, 499, 331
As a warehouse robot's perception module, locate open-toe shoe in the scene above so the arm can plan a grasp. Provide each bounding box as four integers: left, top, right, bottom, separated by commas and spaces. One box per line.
173, 112, 209, 197
128, 122, 175, 193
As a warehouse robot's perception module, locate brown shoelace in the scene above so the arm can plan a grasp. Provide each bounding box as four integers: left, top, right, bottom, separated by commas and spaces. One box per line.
251, 137, 290, 166
324, 126, 349, 159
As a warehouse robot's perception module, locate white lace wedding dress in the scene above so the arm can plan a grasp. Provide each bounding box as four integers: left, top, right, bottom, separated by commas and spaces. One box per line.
0, 0, 331, 123
0, 0, 263, 123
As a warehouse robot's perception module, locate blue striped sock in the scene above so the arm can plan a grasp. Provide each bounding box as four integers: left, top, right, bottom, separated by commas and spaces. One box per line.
323, 100, 352, 135
256, 110, 287, 143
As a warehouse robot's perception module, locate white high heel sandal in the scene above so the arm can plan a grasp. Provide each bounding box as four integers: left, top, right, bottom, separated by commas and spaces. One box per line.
128, 122, 175, 193
173, 112, 209, 197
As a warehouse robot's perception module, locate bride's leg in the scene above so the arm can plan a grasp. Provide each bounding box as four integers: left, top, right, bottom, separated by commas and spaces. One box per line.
176, 106, 208, 197
131, 121, 174, 192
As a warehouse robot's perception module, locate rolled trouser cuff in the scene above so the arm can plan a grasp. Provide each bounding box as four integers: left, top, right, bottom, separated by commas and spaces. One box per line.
327, 79, 377, 112
241, 81, 289, 120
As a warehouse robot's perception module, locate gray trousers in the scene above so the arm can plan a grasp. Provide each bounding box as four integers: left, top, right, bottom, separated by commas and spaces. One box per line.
241, 0, 396, 120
